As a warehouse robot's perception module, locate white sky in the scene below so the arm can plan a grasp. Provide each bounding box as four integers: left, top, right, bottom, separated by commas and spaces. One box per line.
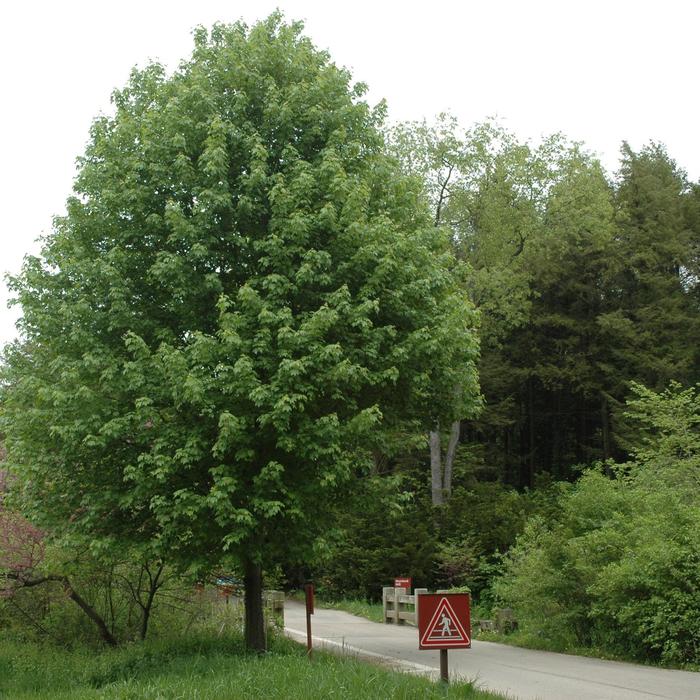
1, 0, 698, 346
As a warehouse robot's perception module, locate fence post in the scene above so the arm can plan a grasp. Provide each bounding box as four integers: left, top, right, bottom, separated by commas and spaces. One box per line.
395, 587, 405, 624
382, 587, 392, 624
271, 590, 285, 627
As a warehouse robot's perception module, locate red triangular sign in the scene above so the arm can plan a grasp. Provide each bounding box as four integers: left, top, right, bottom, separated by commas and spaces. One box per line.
420, 597, 471, 648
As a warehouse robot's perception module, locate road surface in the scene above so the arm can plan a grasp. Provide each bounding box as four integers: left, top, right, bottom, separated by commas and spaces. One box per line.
284, 601, 699, 700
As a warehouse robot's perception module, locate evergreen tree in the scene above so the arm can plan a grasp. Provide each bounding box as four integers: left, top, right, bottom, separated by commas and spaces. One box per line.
601, 143, 700, 449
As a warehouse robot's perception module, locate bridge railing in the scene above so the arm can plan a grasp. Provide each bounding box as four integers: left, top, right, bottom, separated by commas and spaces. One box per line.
382, 586, 428, 625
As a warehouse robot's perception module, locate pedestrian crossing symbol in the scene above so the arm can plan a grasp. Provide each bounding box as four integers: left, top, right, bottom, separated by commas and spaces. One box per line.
419, 597, 471, 648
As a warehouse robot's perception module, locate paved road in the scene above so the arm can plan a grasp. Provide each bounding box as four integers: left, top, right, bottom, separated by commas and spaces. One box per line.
284, 601, 699, 700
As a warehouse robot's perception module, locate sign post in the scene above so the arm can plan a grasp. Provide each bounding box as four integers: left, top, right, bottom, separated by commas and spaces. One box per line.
304, 582, 315, 658
417, 593, 471, 684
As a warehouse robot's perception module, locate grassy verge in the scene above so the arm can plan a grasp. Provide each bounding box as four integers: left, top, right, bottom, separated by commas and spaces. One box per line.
0, 632, 506, 699
288, 590, 385, 623
315, 597, 385, 623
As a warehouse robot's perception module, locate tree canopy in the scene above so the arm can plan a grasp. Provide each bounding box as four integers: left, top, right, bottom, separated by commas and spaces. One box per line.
391, 118, 700, 487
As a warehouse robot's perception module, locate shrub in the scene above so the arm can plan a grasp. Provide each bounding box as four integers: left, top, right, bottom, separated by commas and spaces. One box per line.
494, 383, 700, 664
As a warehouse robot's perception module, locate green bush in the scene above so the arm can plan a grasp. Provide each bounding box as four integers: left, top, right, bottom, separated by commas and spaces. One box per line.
494, 383, 700, 665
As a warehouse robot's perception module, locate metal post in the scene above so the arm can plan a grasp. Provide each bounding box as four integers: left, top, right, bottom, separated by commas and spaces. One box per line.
306, 606, 312, 658
304, 582, 314, 659
440, 649, 449, 683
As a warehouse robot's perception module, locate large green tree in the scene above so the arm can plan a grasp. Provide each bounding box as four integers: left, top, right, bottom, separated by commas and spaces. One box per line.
0, 15, 479, 650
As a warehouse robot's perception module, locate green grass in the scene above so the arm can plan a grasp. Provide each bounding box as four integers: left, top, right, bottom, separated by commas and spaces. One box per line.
315, 597, 385, 623
288, 590, 385, 623
0, 631, 506, 699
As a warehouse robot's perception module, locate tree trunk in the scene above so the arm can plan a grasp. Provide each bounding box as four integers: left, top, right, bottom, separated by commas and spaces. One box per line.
243, 558, 266, 652
601, 396, 610, 460
442, 421, 461, 498
430, 428, 443, 506
63, 580, 119, 647
139, 563, 164, 641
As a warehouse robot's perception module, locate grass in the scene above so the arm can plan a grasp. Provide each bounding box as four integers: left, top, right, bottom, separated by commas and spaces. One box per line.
288, 590, 385, 623
476, 628, 700, 671
0, 630, 507, 699
314, 597, 385, 624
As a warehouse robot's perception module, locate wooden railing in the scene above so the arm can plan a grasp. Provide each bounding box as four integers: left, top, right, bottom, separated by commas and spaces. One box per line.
264, 590, 285, 628
382, 586, 428, 626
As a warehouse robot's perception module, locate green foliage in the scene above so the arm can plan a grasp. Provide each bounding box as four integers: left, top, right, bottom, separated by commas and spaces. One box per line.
311, 475, 437, 600
0, 14, 479, 593
391, 116, 700, 488
623, 381, 700, 490
494, 383, 700, 665
0, 551, 204, 647
310, 460, 538, 602
434, 536, 482, 590
442, 482, 532, 554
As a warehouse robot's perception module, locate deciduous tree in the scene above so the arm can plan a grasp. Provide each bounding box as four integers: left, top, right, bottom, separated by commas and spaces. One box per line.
0, 15, 479, 650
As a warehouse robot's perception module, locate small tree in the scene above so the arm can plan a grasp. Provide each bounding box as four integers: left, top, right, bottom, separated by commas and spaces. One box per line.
1, 15, 479, 650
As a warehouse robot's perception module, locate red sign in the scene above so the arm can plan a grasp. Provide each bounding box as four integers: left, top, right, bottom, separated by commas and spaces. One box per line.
418, 594, 471, 649
394, 577, 412, 592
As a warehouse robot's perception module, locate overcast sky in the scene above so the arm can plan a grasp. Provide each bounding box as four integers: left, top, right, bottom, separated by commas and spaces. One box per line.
1, 0, 698, 346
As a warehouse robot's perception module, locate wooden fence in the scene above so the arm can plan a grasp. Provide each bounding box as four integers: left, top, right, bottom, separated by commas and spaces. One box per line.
382, 586, 428, 626
382, 587, 517, 634
264, 590, 285, 628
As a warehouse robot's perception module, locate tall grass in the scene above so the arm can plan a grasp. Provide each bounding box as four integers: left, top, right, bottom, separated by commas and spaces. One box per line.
315, 597, 385, 624
0, 630, 504, 699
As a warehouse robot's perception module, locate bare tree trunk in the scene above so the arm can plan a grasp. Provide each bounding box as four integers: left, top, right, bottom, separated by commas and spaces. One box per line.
243, 558, 266, 652
139, 563, 165, 641
442, 421, 461, 498
7, 573, 118, 646
64, 580, 119, 647
430, 428, 443, 506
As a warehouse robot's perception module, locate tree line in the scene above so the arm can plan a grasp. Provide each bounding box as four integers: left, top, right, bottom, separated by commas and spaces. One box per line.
390, 117, 700, 490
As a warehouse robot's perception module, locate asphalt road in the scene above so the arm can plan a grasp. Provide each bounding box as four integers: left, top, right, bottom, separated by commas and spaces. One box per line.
284, 601, 699, 700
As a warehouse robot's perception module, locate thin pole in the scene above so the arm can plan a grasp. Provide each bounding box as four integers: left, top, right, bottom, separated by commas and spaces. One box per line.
306, 606, 312, 658
440, 648, 449, 683
304, 582, 314, 659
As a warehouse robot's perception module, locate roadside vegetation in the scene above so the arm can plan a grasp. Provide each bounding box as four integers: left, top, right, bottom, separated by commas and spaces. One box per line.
0, 630, 506, 700
291, 591, 385, 624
